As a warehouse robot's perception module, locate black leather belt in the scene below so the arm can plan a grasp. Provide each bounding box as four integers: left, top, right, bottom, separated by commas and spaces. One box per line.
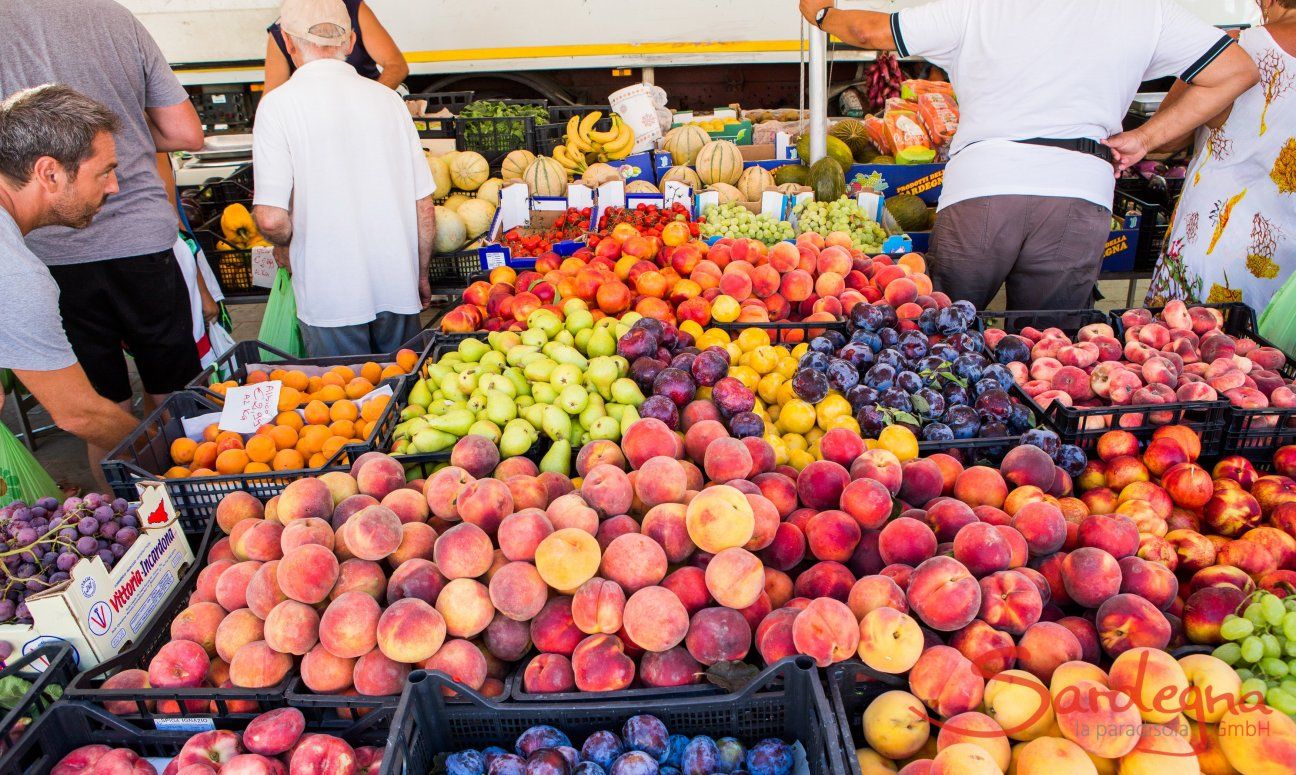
1015, 137, 1115, 164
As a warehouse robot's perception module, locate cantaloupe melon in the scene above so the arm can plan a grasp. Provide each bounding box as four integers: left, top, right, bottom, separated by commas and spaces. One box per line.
736, 166, 775, 202
522, 156, 569, 197
696, 140, 743, 186
476, 178, 503, 207
426, 154, 452, 199
626, 180, 660, 194
660, 166, 701, 189
434, 206, 467, 253
707, 183, 743, 204
449, 152, 489, 191
501, 150, 536, 180
582, 163, 620, 188
442, 192, 472, 212
458, 198, 497, 237
668, 125, 710, 165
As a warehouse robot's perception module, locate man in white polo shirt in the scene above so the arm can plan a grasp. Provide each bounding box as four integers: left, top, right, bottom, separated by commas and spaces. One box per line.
798, 0, 1258, 312
253, 0, 435, 357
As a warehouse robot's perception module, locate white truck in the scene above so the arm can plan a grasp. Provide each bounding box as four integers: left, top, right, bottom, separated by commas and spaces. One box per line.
126, 0, 1260, 87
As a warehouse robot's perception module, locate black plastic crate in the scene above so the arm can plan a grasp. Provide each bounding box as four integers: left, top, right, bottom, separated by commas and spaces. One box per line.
185, 339, 410, 404
61, 520, 293, 721
407, 91, 476, 113
456, 116, 543, 169
286, 670, 514, 711
977, 308, 1111, 336
824, 661, 913, 775
1027, 392, 1226, 455
429, 247, 487, 290
0, 643, 76, 752
0, 700, 390, 774
192, 210, 262, 299
185, 165, 254, 227
547, 105, 614, 124
1114, 190, 1167, 273
381, 656, 843, 775
100, 392, 358, 534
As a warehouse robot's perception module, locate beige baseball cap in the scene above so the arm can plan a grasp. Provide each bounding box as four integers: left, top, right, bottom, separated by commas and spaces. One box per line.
279, 0, 351, 46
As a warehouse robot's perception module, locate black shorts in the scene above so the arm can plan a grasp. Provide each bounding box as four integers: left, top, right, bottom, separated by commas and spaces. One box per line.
48, 249, 201, 403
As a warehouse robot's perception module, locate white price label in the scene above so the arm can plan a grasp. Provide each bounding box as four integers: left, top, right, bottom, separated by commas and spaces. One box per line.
218, 380, 282, 433
251, 246, 277, 289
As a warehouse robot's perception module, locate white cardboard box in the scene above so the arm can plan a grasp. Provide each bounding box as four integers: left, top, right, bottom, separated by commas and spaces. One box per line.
0, 483, 195, 671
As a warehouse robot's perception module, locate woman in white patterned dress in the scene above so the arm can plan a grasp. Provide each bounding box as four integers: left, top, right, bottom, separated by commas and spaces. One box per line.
1147, 2, 1296, 309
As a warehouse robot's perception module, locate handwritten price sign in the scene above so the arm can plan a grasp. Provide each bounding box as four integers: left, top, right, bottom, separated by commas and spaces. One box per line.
218, 380, 282, 434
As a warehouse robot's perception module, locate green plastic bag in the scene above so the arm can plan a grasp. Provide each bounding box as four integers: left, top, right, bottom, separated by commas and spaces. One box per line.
1260, 273, 1296, 359
258, 267, 306, 358
0, 422, 61, 506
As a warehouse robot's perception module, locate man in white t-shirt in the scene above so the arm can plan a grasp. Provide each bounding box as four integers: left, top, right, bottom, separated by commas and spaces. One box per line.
799, 0, 1257, 311
253, 0, 436, 357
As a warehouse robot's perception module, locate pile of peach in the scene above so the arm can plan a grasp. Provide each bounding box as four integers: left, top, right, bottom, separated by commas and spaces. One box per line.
95, 453, 520, 706
52, 707, 382, 774
440, 224, 939, 335
988, 300, 1291, 418
1076, 431, 1296, 649
857, 648, 1274, 773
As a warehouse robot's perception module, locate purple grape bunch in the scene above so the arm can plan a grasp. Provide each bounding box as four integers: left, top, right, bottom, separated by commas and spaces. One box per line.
0, 493, 139, 624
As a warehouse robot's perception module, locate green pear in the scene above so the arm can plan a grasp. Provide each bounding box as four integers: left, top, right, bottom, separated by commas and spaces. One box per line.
428, 407, 474, 436
520, 403, 547, 428
530, 383, 558, 405
516, 395, 535, 409
606, 403, 626, 421
589, 416, 620, 441
392, 438, 410, 455
504, 367, 531, 398
544, 343, 588, 369
586, 357, 619, 401
595, 315, 618, 330
520, 328, 548, 348
587, 327, 617, 358
408, 379, 433, 409
405, 417, 430, 437
455, 368, 480, 396
557, 384, 589, 415
504, 345, 539, 367
467, 392, 487, 413
561, 297, 589, 317
480, 351, 506, 371
553, 330, 575, 348
611, 378, 645, 406
610, 356, 630, 376
487, 330, 522, 352
439, 374, 466, 402
468, 420, 502, 445
500, 419, 539, 457
541, 404, 572, 442
621, 311, 643, 327
565, 308, 594, 335
457, 337, 490, 363
550, 364, 583, 390
485, 390, 517, 426
412, 428, 458, 454
574, 328, 593, 353
523, 357, 558, 383
528, 309, 563, 339
620, 405, 640, 437
579, 398, 606, 430
439, 353, 464, 367
400, 404, 426, 422
539, 439, 572, 476
425, 363, 453, 384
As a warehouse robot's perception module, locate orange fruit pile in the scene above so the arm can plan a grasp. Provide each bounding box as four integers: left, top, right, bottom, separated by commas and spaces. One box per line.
163, 394, 391, 479
206, 349, 419, 404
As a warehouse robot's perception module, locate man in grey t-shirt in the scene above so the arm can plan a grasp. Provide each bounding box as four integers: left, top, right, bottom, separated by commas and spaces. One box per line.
0, 85, 141, 475
0, 0, 206, 425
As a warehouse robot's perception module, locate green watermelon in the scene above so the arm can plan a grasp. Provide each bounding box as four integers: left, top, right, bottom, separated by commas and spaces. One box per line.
885, 194, 933, 231
795, 134, 855, 175
808, 157, 845, 202
772, 164, 810, 186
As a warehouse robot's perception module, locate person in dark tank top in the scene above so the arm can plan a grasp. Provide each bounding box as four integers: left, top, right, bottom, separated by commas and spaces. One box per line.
264, 0, 407, 92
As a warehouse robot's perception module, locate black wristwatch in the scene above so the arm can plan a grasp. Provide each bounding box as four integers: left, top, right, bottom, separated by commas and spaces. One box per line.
814, 5, 832, 28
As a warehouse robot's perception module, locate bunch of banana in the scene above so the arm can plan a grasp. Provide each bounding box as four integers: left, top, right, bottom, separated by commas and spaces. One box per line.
553, 111, 637, 175
218, 203, 271, 251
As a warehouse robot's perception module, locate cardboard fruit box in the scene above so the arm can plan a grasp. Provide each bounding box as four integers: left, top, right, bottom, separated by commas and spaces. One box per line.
0, 483, 195, 671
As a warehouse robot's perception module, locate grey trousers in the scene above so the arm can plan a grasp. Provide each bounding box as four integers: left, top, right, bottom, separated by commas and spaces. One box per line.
929, 195, 1112, 311
298, 311, 422, 357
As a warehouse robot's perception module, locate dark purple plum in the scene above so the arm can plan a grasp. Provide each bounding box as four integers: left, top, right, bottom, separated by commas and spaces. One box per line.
653, 368, 696, 407
715, 739, 745, 773
691, 351, 729, 387
484, 747, 511, 770
943, 383, 970, 407
945, 405, 980, 439
610, 752, 659, 775
727, 413, 765, 439
874, 349, 903, 371
1020, 428, 1062, 459
921, 423, 954, 442
660, 736, 689, 769
863, 363, 895, 391
850, 303, 888, 331
1058, 444, 1087, 477
791, 369, 829, 403
929, 343, 958, 363
845, 385, 880, 413
974, 389, 1012, 422
518, 727, 573, 757
798, 351, 829, 373
573, 764, 606, 775
618, 328, 660, 361
895, 371, 923, 394
857, 407, 886, 436
917, 308, 939, 335
951, 354, 986, 385
898, 331, 928, 360
448, 750, 487, 775
712, 378, 756, 416
490, 755, 528, 775
849, 330, 883, 353
878, 388, 912, 413
825, 359, 859, 392
913, 388, 945, 419
640, 395, 680, 430
1007, 403, 1033, 434
631, 358, 668, 392
808, 336, 836, 355
745, 740, 793, 775
974, 378, 1003, 399
622, 716, 669, 759
670, 353, 696, 373
527, 749, 572, 775
982, 363, 1015, 389
681, 737, 719, 775
878, 328, 900, 348
582, 732, 626, 769
994, 335, 1031, 364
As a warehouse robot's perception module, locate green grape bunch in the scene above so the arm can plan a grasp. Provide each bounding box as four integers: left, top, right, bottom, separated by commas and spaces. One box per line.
698, 203, 795, 246
1213, 589, 1296, 716
791, 197, 887, 253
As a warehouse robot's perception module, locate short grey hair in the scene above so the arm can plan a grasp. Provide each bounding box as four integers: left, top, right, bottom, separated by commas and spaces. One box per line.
0, 84, 119, 186
288, 23, 350, 62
